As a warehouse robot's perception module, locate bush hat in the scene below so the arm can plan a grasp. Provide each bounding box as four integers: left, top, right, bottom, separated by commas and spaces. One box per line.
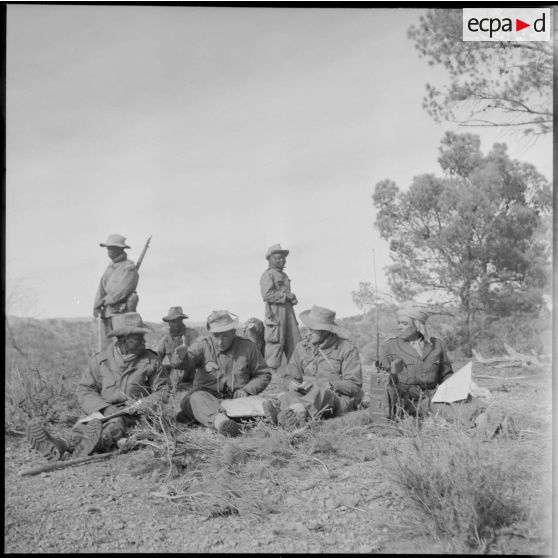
206, 310, 239, 333
299, 305, 345, 336
162, 306, 189, 322
108, 312, 152, 338
265, 243, 289, 260
100, 234, 130, 249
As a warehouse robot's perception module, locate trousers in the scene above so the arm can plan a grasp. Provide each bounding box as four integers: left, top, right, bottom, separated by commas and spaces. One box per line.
278, 384, 357, 419
180, 390, 228, 427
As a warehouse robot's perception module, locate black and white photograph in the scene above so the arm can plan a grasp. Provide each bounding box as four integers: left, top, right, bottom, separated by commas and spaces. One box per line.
5, 4, 553, 554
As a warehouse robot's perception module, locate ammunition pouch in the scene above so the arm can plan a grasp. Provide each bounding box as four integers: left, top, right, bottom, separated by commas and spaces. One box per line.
264, 319, 281, 343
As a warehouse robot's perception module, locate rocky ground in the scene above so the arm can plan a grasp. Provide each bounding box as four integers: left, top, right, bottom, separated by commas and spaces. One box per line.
5, 364, 553, 554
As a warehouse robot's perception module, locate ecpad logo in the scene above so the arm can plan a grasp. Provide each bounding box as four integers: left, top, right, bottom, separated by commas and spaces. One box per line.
463, 8, 551, 42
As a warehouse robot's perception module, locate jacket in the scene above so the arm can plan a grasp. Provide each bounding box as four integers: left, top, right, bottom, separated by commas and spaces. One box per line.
77, 343, 170, 414
260, 268, 298, 330
286, 334, 363, 399
94, 254, 139, 317
171, 335, 271, 398
158, 326, 199, 363
379, 336, 453, 391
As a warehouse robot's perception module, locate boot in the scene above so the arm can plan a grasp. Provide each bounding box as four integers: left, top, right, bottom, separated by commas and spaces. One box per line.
262, 399, 279, 426
277, 403, 307, 430
26, 420, 72, 462
99, 420, 125, 451
213, 413, 241, 437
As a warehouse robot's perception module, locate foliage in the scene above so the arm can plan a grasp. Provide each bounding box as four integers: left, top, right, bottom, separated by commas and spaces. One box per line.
379, 416, 541, 552
5, 318, 88, 430
371, 132, 551, 354
408, 9, 552, 135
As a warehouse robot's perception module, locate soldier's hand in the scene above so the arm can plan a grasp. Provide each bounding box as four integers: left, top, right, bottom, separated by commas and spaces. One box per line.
233, 389, 249, 399
174, 346, 189, 361
205, 362, 219, 374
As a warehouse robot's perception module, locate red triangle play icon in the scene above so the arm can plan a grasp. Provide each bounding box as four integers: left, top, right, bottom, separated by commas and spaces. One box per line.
516, 18, 530, 31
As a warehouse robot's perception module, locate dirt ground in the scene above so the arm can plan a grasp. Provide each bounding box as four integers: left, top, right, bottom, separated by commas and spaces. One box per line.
4, 363, 553, 554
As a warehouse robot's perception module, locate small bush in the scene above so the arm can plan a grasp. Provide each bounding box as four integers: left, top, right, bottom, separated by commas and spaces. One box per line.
380, 417, 532, 551
5, 357, 80, 430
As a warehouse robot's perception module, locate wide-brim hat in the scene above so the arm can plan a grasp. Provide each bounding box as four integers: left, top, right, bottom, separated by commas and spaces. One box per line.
162, 306, 189, 322
100, 234, 130, 249
206, 310, 239, 333
265, 243, 289, 260
299, 305, 345, 336
108, 312, 152, 337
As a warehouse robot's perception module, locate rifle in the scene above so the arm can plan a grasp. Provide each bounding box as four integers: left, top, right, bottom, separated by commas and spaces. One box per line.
77, 399, 146, 424
136, 235, 152, 271
19, 450, 118, 476
123, 235, 151, 312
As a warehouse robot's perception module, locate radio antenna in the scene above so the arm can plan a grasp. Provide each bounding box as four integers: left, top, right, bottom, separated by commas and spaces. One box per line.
373, 249, 380, 371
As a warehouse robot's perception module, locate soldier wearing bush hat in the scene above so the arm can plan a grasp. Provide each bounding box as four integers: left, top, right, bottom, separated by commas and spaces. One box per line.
276, 305, 364, 429
27, 312, 170, 462
260, 243, 301, 374
93, 234, 140, 348
158, 306, 199, 391
172, 310, 273, 437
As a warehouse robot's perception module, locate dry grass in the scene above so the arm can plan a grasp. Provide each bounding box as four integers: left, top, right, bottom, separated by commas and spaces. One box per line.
377, 413, 550, 553
5, 356, 81, 431
139, 408, 387, 521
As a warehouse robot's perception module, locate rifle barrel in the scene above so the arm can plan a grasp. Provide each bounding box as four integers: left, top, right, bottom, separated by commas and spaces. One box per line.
136, 235, 152, 270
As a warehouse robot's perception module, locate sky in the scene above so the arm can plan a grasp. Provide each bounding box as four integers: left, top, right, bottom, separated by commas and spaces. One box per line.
6, 5, 553, 324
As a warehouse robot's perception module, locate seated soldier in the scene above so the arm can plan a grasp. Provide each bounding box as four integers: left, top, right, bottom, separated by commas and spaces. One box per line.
26, 312, 171, 461
276, 305, 364, 429
379, 303, 453, 418
158, 306, 198, 391
173, 310, 273, 437
379, 303, 516, 436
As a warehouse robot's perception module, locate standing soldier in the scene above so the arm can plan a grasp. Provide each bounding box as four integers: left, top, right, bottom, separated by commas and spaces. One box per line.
158, 306, 199, 391
93, 234, 140, 348
260, 244, 301, 374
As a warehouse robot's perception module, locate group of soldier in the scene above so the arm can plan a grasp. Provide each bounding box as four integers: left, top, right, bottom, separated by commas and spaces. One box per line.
27, 233, 460, 463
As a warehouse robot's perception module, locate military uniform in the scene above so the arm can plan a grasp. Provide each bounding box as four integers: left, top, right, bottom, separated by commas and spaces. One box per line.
379, 335, 453, 416
175, 335, 272, 428
282, 333, 364, 419
158, 325, 198, 389
94, 252, 139, 346
260, 267, 301, 369
77, 342, 170, 448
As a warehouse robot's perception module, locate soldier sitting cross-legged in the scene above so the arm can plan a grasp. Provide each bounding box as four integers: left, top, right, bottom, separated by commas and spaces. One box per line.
27, 312, 171, 461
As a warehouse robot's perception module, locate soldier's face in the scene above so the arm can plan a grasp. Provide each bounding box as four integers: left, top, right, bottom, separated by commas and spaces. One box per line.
211, 329, 236, 352
107, 246, 124, 260
308, 328, 329, 345
269, 253, 286, 269
397, 316, 418, 341
121, 333, 146, 355
168, 318, 183, 335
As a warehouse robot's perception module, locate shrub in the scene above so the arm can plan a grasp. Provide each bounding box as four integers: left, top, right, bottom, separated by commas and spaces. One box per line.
379, 417, 533, 552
